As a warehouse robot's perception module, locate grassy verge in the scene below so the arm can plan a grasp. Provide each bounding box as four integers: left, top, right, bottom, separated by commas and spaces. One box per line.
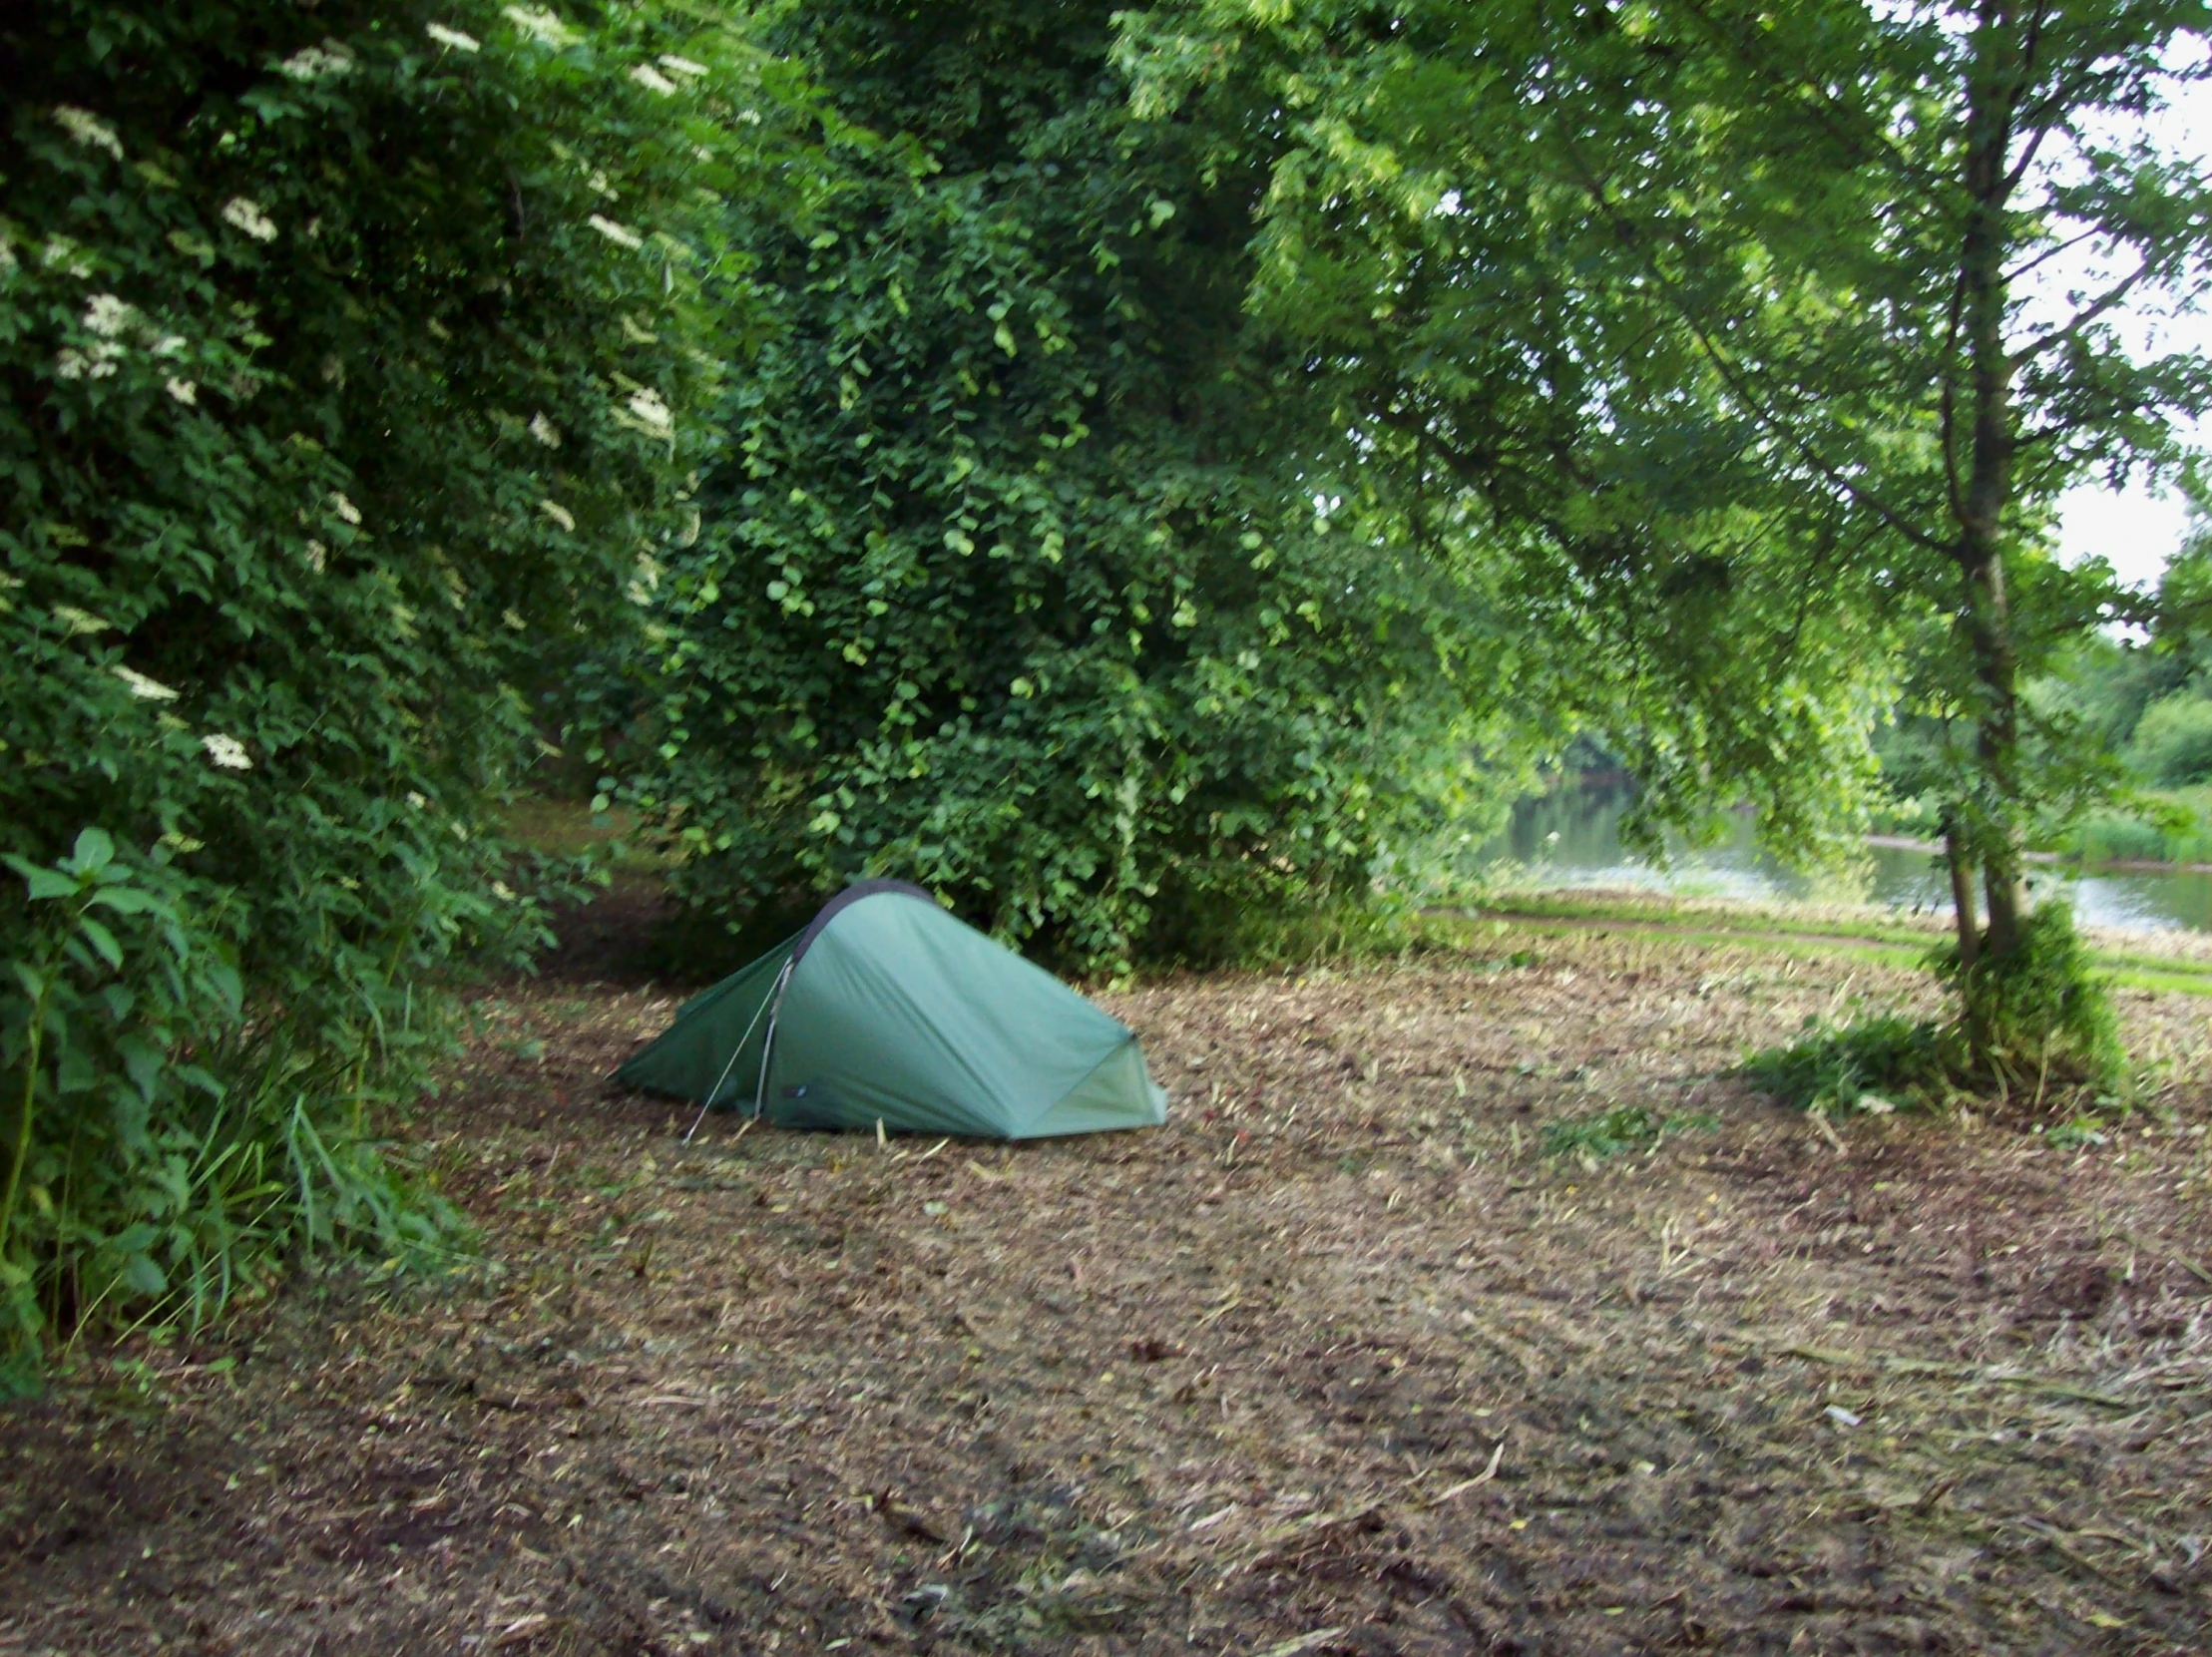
499, 798, 664, 874
1448, 889, 2212, 997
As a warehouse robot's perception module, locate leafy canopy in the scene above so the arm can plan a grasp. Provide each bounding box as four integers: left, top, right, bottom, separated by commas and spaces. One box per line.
623, 0, 1543, 970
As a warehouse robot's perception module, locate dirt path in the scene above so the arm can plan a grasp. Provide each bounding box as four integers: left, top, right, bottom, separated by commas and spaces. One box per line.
3, 920, 2209, 1655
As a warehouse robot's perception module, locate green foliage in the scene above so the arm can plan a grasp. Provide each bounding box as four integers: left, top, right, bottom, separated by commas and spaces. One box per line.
2063, 788, 2212, 865
1933, 902, 2123, 1089
1141, 882, 1418, 973
1740, 1015, 1956, 1117
2043, 1115, 2112, 1150
1541, 1104, 1717, 1163
1120, 0, 2212, 1040
1121, 0, 1942, 871
1749, 902, 2119, 1116
2125, 693, 2212, 786
627, 0, 1531, 971
0, 830, 460, 1356
1, 1, 803, 1357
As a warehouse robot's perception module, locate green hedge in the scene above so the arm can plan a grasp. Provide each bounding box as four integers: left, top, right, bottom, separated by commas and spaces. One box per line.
0, 0, 804, 1361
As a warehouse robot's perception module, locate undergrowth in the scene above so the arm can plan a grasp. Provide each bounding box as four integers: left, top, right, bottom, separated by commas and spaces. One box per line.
1, 832, 467, 1395
1543, 1104, 1719, 1162
1743, 901, 2121, 1118
1740, 1015, 1955, 1115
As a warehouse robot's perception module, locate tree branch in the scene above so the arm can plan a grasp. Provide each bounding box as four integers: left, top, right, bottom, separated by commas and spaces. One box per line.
1663, 0, 1938, 190
2003, 223, 2104, 284
2008, 258, 2153, 366
1552, 134, 1952, 555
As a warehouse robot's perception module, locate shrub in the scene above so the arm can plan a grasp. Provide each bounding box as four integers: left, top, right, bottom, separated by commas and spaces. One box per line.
2126, 692, 2212, 787
1, 1, 791, 1360
1932, 902, 2121, 1090
621, 0, 1527, 974
1740, 1014, 1955, 1115
1746, 900, 2118, 1119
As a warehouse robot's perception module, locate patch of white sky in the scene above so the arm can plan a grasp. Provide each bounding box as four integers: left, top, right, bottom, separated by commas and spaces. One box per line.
1422, 12, 2212, 589
2025, 33, 2212, 590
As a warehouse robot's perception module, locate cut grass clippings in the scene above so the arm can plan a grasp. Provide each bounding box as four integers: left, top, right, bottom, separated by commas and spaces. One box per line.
1, 894, 2208, 1655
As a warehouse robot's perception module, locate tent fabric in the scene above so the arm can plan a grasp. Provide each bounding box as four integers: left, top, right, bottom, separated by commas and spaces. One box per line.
615, 885, 1166, 1139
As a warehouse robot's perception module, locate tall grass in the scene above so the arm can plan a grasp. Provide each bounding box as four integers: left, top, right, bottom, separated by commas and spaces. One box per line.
2, 833, 464, 1394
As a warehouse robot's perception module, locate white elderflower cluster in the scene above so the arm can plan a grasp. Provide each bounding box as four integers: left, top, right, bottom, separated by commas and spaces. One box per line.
304, 540, 328, 574
113, 664, 179, 701
202, 732, 251, 769
503, 6, 579, 48
166, 376, 197, 405
630, 64, 678, 96
588, 214, 642, 249
538, 499, 576, 533
221, 198, 278, 241
277, 41, 354, 81
53, 107, 123, 160
529, 412, 562, 447
328, 491, 362, 525
623, 386, 673, 439
426, 22, 481, 52
40, 234, 96, 278
56, 343, 121, 381
659, 55, 707, 79
84, 292, 135, 336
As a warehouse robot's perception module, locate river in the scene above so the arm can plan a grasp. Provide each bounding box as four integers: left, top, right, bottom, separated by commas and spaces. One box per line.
1487, 778, 2212, 935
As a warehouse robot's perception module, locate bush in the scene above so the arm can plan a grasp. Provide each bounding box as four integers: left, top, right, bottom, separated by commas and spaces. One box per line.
1747, 900, 2118, 1118
1933, 901, 2121, 1090
2, 1, 792, 1360
1740, 1014, 1955, 1115
2125, 692, 2212, 786
621, 0, 1525, 974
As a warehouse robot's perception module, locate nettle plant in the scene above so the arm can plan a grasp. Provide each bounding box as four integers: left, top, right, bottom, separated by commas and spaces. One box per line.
0, 1, 804, 1361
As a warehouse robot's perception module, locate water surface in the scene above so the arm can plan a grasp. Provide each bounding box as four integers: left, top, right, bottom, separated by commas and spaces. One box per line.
1487, 779, 2212, 935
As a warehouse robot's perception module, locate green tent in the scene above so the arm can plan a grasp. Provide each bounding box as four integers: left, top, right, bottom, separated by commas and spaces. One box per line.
616, 881, 1168, 1139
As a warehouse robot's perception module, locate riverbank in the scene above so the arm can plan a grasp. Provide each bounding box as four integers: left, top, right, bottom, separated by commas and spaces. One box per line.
1495, 781, 2212, 933
1467, 886, 2212, 997
1866, 833, 2212, 878
2, 894, 2207, 1653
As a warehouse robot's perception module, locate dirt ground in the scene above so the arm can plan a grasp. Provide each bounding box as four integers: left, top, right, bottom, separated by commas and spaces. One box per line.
4, 897, 2210, 1655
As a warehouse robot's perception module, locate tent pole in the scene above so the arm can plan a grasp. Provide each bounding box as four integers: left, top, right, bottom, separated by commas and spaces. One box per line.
682, 968, 782, 1145
750, 958, 795, 1121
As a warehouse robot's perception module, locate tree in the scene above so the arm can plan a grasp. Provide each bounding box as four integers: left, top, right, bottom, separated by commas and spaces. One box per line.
625, 0, 1540, 971
1123, 0, 2212, 1063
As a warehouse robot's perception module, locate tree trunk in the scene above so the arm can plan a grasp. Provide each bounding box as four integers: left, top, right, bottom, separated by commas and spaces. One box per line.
1954, 16, 2029, 964
1944, 818, 1980, 971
